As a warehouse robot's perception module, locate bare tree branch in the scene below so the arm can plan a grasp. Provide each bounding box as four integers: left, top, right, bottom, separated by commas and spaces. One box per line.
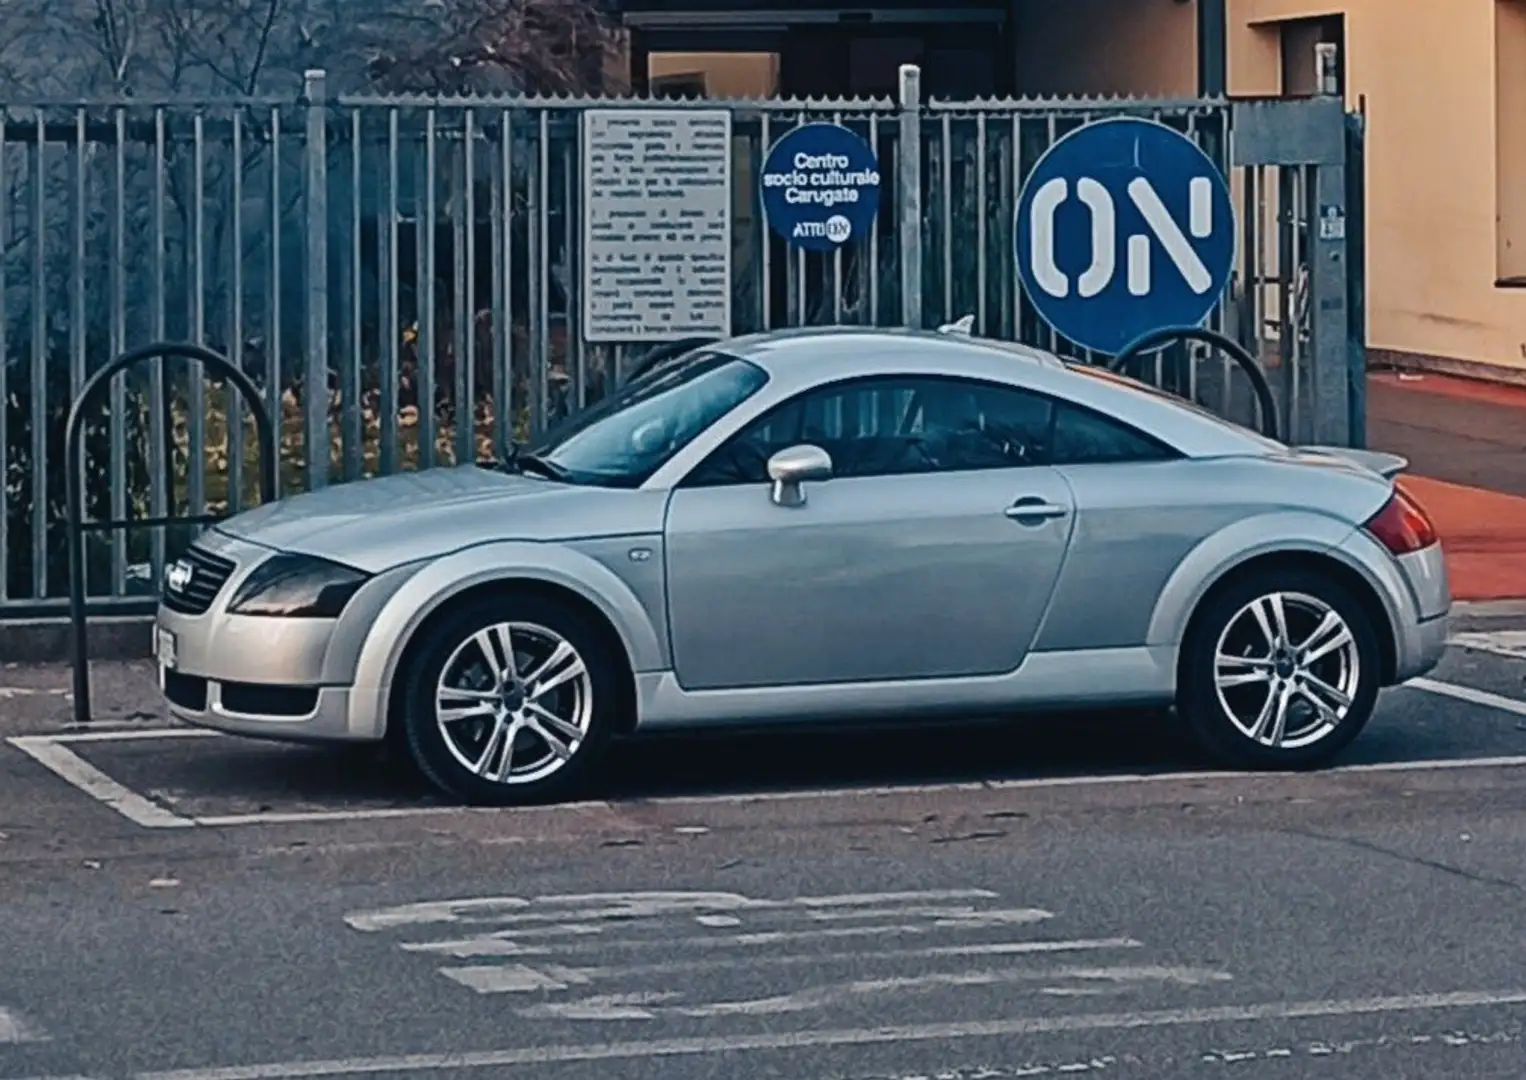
1, 0, 623, 99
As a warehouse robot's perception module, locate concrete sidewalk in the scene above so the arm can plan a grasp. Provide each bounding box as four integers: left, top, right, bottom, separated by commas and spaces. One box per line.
1368, 371, 1526, 601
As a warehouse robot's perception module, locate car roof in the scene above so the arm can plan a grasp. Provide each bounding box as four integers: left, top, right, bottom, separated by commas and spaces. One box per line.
721, 325, 1067, 373
712, 325, 1279, 459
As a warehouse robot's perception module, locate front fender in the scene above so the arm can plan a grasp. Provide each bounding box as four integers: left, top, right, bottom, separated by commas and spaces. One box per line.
347, 540, 666, 739
1146, 511, 1372, 649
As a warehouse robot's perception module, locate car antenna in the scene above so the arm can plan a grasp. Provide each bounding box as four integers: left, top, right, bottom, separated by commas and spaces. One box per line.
938, 314, 976, 336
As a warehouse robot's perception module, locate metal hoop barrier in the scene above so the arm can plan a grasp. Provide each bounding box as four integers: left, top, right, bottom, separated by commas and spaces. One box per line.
64, 343, 278, 725
1106, 325, 1281, 443
621, 336, 721, 387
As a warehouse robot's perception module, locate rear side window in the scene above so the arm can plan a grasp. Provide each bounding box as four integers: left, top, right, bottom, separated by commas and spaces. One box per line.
1050, 403, 1179, 466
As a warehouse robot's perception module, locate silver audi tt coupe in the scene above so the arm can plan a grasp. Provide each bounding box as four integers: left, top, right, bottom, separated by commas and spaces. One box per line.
153, 326, 1450, 805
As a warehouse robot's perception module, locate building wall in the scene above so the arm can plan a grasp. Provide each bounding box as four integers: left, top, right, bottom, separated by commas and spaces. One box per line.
1228, 0, 1526, 376
1012, 0, 1197, 98
628, 0, 1526, 377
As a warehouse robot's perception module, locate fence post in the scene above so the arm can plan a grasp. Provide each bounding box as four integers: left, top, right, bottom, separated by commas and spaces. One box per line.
1309, 43, 1352, 445
1345, 110, 1368, 448
303, 68, 330, 489
897, 64, 923, 329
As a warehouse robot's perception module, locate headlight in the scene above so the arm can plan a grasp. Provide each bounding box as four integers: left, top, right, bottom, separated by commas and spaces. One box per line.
227, 553, 371, 618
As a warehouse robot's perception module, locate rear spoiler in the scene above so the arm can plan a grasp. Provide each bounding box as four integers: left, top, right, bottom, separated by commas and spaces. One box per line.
1297, 445, 1409, 480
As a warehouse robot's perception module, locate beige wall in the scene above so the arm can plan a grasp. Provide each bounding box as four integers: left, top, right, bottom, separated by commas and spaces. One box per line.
1013, 0, 1197, 97
647, 53, 777, 98
1229, 0, 1526, 374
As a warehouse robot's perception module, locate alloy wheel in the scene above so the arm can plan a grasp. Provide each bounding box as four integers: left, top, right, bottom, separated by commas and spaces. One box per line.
433, 621, 593, 786
1212, 590, 1361, 750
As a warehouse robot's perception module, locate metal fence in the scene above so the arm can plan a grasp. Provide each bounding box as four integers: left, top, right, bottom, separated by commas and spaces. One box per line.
0, 69, 1358, 615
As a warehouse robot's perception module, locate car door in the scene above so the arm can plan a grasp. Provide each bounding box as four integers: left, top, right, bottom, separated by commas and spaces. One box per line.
661, 373, 1078, 691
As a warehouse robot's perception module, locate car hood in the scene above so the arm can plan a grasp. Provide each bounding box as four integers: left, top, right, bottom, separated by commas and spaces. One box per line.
214, 465, 632, 572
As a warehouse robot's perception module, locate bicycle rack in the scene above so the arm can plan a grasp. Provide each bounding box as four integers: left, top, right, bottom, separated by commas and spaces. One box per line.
1107, 325, 1281, 442
64, 343, 277, 725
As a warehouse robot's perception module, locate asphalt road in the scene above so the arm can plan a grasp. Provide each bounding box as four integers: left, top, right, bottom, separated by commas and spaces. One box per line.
2, 629, 1526, 1080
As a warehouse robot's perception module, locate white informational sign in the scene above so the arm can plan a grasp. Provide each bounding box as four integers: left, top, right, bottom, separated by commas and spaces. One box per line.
581, 109, 733, 342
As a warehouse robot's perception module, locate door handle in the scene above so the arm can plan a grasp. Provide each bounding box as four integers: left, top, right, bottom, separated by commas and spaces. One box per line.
1005, 499, 1068, 520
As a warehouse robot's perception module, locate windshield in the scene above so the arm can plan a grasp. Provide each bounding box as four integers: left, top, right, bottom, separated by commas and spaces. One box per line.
531, 350, 769, 488
1064, 361, 1285, 449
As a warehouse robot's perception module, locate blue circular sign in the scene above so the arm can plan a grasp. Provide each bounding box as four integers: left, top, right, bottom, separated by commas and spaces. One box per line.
1014, 117, 1236, 356
760, 123, 881, 253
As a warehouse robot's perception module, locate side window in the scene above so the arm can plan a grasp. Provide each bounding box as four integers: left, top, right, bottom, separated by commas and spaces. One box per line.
682, 375, 1056, 487
1050, 402, 1179, 466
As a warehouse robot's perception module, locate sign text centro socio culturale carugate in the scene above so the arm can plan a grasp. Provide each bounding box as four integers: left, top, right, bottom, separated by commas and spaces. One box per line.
760, 123, 881, 252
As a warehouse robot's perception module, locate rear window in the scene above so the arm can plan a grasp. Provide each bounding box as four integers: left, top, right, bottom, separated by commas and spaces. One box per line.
1063, 361, 1284, 449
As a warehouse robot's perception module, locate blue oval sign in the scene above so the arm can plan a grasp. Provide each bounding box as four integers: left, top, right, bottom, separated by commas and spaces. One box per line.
1014, 117, 1237, 356
760, 123, 881, 253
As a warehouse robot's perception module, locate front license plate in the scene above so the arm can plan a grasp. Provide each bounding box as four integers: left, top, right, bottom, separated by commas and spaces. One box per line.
155, 627, 178, 670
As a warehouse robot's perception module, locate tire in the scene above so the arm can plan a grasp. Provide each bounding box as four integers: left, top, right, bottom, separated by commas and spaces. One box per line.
1176, 567, 1382, 770
397, 591, 621, 806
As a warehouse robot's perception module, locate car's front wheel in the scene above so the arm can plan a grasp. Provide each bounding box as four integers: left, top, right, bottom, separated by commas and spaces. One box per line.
1177, 567, 1382, 769
398, 592, 620, 805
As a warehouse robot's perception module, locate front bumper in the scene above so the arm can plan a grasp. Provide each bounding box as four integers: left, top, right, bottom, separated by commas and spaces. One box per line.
154, 530, 415, 744
161, 667, 364, 743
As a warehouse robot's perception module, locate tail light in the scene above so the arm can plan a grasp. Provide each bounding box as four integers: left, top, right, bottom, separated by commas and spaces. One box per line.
1364, 488, 1438, 555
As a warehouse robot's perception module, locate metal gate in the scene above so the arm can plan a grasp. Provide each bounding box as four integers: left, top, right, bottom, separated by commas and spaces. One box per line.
0, 68, 1359, 615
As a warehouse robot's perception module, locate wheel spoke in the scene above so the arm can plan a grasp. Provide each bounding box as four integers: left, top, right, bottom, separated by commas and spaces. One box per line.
472, 628, 508, 681
1300, 671, 1352, 711
524, 705, 575, 761
1248, 598, 1282, 651
1297, 611, 1342, 654
1295, 684, 1341, 728
525, 641, 587, 701
525, 700, 583, 745
438, 699, 496, 724
492, 624, 519, 681
1250, 685, 1291, 746
473, 716, 519, 780
1302, 624, 1353, 667
1216, 652, 1273, 689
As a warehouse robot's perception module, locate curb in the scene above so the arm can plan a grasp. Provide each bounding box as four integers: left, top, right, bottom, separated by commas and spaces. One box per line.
0, 616, 154, 664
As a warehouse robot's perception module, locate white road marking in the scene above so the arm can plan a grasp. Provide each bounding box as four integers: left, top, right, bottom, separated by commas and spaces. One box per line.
1406, 677, 1526, 717
441, 964, 574, 993
613, 965, 1235, 1021
433, 937, 1145, 989
343, 890, 1002, 932
44, 727, 218, 744
124, 989, 1526, 1080
420, 919, 1045, 959
5, 736, 195, 829
0, 1006, 46, 1044
1446, 629, 1526, 660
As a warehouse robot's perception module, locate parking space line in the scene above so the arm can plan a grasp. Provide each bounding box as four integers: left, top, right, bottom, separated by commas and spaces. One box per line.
10, 673, 1526, 831
5, 735, 195, 829
1406, 677, 1526, 717
44, 727, 219, 745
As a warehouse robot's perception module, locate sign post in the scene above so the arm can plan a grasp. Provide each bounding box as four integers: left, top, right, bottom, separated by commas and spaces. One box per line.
760, 123, 881, 252
1014, 117, 1236, 357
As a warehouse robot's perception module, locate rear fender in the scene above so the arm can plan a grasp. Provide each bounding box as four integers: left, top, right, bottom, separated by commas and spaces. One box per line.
1145, 511, 1398, 650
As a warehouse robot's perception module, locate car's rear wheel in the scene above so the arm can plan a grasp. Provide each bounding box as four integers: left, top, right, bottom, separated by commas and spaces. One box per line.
1177, 567, 1382, 769
398, 592, 619, 805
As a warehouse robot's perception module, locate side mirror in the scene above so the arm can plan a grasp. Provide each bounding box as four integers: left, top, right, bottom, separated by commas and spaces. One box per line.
766, 444, 833, 507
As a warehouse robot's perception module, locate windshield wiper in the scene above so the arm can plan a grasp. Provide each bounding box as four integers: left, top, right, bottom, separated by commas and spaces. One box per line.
498, 441, 574, 483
